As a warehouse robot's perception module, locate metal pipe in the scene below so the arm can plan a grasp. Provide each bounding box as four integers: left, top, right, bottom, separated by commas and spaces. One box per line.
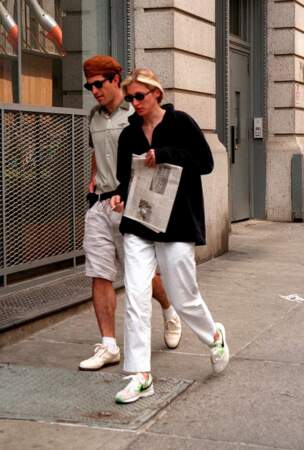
25, 0, 63, 49
1, 108, 7, 287
0, 1, 18, 49
17, 0, 22, 103
71, 114, 76, 268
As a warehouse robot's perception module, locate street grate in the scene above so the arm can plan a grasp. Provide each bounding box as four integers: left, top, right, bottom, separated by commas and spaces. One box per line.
0, 365, 192, 430
0, 273, 91, 332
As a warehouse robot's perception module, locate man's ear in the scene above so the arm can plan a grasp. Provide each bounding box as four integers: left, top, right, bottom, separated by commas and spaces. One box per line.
112, 74, 121, 86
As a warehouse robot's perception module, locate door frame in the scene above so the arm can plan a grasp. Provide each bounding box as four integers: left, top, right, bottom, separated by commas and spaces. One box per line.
216, 0, 266, 220
230, 43, 251, 221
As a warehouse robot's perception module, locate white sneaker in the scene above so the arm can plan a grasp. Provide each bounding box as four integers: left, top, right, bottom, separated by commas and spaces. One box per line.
210, 322, 229, 374
115, 373, 154, 404
164, 315, 182, 349
79, 344, 120, 370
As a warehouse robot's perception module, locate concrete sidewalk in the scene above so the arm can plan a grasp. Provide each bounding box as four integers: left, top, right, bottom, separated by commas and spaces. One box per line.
0, 220, 304, 450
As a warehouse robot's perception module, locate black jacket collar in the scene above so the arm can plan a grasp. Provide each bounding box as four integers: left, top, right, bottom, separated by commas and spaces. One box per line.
128, 103, 175, 126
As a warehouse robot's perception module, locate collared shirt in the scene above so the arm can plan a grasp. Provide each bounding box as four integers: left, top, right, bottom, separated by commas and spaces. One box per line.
89, 101, 134, 194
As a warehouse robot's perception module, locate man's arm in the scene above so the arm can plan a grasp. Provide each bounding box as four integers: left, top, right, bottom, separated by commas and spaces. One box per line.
89, 151, 97, 193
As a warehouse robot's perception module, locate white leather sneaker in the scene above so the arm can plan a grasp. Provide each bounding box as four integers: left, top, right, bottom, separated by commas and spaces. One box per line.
115, 373, 154, 404
79, 344, 120, 370
164, 315, 182, 349
210, 322, 229, 374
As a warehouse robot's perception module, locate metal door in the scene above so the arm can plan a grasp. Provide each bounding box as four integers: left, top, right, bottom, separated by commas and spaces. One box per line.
230, 49, 250, 221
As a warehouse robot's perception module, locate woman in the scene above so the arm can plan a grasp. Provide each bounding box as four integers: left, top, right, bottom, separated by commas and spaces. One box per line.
111, 68, 229, 404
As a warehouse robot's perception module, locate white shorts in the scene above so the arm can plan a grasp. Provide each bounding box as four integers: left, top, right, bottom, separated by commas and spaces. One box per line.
83, 200, 123, 281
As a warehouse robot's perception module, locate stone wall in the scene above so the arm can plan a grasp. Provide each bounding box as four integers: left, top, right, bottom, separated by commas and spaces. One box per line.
266, 0, 304, 221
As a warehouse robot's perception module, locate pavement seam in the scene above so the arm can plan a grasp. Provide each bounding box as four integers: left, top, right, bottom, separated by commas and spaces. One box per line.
130, 429, 291, 450
233, 302, 300, 357
124, 380, 195, 436
233, 356, 304, 367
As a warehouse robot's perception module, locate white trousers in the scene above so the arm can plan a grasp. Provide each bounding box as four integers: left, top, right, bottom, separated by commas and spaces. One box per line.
123, 234, 217, 373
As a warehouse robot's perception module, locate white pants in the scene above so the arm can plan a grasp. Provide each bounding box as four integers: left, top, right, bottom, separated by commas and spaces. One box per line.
123, 234, 217, 373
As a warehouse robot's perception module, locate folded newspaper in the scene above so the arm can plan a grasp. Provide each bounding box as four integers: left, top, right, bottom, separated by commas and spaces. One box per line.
124, 154, 182, 233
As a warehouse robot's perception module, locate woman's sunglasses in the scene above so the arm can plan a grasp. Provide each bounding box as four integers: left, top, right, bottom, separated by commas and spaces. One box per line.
84, 78, 110, 91
124, 89, 154, 103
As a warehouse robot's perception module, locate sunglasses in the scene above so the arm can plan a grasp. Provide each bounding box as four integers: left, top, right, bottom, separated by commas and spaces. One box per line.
124, 89, 154, 103
84, 78, 110, 91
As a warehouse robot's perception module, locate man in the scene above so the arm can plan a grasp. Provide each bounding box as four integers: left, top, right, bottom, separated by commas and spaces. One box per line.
79, 55, 182, 371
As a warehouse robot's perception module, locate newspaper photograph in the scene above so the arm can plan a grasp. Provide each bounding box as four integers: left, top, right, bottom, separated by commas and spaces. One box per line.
124, 154, 182, 233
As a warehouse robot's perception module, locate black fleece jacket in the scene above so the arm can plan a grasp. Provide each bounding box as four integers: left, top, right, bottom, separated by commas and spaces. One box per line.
116, 103, 214, 245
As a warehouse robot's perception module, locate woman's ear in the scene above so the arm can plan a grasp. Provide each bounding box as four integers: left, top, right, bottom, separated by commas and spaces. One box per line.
154, 88, 161, 102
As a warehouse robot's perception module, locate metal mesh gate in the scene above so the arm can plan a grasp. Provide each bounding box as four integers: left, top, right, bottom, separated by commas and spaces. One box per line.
0, 106, 90, 287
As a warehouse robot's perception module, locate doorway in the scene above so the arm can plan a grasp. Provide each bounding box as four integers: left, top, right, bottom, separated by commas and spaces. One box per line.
216, 0, 266, 221
230, 48, 250, 221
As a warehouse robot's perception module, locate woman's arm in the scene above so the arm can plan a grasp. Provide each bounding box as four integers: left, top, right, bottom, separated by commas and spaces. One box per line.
116, 128, 134, 202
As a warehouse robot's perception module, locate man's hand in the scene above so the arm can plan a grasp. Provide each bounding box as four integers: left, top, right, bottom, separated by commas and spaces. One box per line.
145, 149, 156, 168
110, 195, 124, 213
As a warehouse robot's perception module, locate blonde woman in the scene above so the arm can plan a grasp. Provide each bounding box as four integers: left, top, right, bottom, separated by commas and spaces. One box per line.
111, 68, 229, 403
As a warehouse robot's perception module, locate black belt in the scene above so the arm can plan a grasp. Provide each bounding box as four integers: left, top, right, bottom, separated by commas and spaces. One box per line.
87, 190, 116, 208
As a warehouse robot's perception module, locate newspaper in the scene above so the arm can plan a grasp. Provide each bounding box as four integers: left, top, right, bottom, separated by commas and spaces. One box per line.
124, 154, 182, 233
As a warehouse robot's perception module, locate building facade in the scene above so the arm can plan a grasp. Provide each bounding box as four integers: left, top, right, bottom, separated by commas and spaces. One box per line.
266, 0, 304, 221
0, 0, 303, 289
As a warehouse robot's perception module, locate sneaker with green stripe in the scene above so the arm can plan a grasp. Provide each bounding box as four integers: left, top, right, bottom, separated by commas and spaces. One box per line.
210, 322, 229, 374
115, 373, 154, 404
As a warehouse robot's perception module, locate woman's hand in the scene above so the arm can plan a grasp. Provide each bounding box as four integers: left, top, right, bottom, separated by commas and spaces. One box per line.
110, 195, 124, 213
145, 149, 156, 168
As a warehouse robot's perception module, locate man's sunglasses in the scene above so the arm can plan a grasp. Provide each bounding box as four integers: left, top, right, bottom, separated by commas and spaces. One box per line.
124, 89, 154, 103
84, 78, 110, 91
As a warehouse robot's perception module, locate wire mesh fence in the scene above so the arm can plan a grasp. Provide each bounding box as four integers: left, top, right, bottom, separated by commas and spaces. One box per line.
0, 106, 90, 288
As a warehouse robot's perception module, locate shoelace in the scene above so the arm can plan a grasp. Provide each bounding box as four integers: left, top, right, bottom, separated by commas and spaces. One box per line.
121, 374, 145, 392
94, 343, 107, 356
165, 318, 179, 330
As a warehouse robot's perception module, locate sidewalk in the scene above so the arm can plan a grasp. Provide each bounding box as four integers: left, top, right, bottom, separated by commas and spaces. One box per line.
0, 220, 304, 450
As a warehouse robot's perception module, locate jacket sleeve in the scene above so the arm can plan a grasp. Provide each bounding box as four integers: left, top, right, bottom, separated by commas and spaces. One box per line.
154, 111, 214, 175
116, 128, 133, 202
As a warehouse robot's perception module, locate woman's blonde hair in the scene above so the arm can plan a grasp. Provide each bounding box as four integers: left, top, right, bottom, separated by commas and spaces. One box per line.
122, 68, 164, 103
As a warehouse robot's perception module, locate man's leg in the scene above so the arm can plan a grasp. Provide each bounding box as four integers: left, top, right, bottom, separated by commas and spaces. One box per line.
79, 277, 120, 370
152, 273, 182, 349
152, 274, 170, 309
80, 202, 120, 370
92, 277, 116, 337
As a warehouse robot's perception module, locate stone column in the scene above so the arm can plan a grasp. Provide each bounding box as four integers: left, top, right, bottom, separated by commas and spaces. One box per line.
266, 0, 304, 221
133, 0, 229, 259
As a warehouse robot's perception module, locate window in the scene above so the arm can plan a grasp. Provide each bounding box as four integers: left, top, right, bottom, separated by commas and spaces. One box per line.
230, 0, 248, 42
0, 0, 128, 109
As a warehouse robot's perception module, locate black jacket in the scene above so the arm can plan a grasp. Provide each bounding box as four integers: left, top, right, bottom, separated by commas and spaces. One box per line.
116, 103, 214, 245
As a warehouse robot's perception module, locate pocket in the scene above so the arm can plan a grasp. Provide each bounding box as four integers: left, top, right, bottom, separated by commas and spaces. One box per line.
111, 209, 122, 226
85, 202, 98, 223
87, 192, 98, 208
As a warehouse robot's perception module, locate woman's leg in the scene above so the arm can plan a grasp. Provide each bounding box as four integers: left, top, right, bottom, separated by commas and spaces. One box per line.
155, 241, 216, 346
123, 234, 157, 373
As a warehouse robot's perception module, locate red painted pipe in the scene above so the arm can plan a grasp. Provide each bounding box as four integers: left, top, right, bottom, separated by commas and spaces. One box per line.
25, 0, 63, 49
0, 2, 18, 49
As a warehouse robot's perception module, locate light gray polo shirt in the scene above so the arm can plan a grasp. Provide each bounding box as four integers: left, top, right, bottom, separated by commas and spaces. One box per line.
89, 101, 134, 194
